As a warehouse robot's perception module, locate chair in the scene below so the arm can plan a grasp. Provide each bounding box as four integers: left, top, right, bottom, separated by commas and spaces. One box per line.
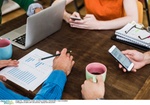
124, 1, 143, 24
139, 0, 150, 26
137, 1, 144, 24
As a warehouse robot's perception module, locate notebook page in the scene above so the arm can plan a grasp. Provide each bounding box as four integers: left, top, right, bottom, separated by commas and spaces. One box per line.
127, 28, 150, 44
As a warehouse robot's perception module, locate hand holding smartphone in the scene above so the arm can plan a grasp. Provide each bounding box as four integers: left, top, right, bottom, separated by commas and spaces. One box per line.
70, 16, 81, 20
108, 45, 134, 71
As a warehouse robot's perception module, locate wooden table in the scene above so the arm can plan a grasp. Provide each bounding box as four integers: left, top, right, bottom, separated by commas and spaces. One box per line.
1, 14, 150, 99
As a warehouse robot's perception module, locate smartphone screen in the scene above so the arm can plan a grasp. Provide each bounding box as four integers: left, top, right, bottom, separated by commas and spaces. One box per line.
108, 45, 134, 71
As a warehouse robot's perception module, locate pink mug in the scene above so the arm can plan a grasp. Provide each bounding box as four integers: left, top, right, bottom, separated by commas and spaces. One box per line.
86, 62, 107, 82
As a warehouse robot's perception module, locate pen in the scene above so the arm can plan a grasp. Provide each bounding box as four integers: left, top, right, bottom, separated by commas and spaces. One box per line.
40, 50, 72, 60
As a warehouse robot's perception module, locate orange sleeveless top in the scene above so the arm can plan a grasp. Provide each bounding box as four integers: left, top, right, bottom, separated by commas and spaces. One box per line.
84, 0, 124, 20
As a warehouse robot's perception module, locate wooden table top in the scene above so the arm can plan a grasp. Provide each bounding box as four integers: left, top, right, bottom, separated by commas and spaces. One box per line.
1, 14, 150, 99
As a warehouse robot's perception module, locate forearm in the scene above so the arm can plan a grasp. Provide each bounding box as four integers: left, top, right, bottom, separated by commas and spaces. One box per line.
66, 0, 73, 4
96, 16, 138, 30
144, 51, 150, 65
55, 0, 73, 22
96, 0, 138, 30
34, 70, 67, 99
63, 10, 72, 22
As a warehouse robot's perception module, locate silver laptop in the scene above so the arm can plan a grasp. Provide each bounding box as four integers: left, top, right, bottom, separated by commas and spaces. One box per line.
1, 0, 66, 49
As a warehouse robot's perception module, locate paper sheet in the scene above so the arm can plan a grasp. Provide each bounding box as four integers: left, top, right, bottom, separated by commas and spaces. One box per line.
0, 48, 54, 91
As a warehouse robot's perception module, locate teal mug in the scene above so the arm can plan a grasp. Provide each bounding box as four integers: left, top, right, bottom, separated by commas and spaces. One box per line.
86, 62, 107, 83
0, 38, 12, 60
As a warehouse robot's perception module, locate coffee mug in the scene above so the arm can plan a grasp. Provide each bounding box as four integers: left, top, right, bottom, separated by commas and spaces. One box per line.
86, 62, 107, 83
0, 38, 12, 60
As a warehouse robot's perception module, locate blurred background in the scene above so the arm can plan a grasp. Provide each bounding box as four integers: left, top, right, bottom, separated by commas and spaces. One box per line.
1, 0, 150, 27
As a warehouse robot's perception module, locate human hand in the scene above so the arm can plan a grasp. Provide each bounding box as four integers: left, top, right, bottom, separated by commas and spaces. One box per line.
34, 8, 43, 13
0, 59, 19, 81
0, 59, 19, 69
119, 50, 145, 72
63, 10, 72, 23
81, 75, 105, 99
70, 14, 99, 30
53, 48, 75, 76
0, 75, 7, 81
69, 12, 81, 21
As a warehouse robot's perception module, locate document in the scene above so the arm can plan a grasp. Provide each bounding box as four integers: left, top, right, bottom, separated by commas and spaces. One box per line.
0, 48, 54, 91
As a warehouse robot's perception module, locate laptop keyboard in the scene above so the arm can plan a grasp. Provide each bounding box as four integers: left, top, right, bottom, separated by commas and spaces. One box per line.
13, 34, 26, 46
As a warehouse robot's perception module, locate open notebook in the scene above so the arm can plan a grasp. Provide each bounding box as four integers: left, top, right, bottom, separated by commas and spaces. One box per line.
0, 48, 54, 91
113, 22, 150, 50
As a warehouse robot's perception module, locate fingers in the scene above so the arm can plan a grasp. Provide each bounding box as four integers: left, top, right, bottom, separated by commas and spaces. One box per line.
59, 48, 74, 63
70, 23, 87, 29
70, 19, 84, 24
96, 75, 103, 83
119, 64, 126, 72
69, 12, 81, 22
8, 60, 19, 66
123, 68, 127, 72
70, 55, 75, 66
54, 51, 61, 60
0, 59, 19, 68
132, 69, 137, 72
82, 79, 91, 87
55, 48, 67, 57
60, 48, 67, 56
66, 52, 70, 57
34, 8, 43, 13
0, 75, 7, 81
55, 48, 73, 59
72, 12, 81, 18
67, 52, 75, 66
119, 64, 122, 68
122, 50, 137, 55
119, 63, 137, 72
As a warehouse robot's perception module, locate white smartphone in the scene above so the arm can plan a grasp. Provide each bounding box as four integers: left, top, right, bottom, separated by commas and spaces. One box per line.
70, 16, 81, 20
108, 45, 134, 71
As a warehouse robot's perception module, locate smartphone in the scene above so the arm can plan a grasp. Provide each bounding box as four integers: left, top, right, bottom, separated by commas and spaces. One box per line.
70, 16, 81, 20
108, 45, 134, 71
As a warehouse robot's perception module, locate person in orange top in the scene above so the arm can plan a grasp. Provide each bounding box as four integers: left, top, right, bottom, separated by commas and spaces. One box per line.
61, 0, 138, 30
